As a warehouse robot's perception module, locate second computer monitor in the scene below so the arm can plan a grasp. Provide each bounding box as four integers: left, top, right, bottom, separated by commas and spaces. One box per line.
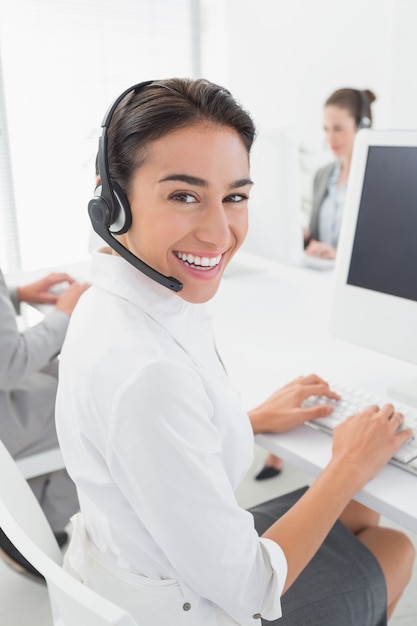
330, 129, 417, 406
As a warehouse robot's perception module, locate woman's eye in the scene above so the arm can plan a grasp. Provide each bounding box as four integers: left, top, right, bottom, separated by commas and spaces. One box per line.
224, 193, 247, 203
171, 191, 198, 203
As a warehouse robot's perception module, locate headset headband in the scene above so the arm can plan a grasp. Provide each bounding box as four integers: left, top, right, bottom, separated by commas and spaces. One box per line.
88, 80, 183, 292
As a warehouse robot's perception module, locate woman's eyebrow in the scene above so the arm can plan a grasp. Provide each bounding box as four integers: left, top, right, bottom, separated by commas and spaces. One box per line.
159, 174, 253, 188
232, 178, 254, 189
159, 174, 207, 186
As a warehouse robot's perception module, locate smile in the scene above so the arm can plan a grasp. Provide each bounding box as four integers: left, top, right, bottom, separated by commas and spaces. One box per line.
175, 252, 222, 270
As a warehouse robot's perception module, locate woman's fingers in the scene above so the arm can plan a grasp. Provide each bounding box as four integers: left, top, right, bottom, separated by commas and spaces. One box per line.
292, 376, 341, 402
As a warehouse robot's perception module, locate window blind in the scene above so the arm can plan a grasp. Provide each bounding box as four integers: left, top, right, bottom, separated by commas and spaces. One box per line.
0, 0, 199, 272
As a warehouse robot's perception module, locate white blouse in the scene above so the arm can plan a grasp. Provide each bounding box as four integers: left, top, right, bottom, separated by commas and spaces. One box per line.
56, 249, 287, 625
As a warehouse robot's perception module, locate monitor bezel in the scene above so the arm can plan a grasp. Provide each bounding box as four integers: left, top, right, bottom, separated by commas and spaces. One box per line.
330, 129, 417, 367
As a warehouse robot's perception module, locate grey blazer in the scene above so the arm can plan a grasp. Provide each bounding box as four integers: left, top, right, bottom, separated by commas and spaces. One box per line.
308, 162, 336, 242
0, 270, 69, 458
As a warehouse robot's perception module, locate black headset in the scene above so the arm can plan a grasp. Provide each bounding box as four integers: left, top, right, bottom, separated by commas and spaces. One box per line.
356, 90, 372, 130
88, 80, 183, 293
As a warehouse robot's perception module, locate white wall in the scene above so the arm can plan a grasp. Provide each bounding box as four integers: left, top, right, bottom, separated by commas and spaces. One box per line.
0, 0, 195, 272
202, 0, 417, 144
388, 0, 417, 129
200, 0, 417, 230
3, 0, 417, 270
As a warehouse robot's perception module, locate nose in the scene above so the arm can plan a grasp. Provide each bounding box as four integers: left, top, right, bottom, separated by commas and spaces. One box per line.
194, 201, 232, 249
324, 129, 333, 144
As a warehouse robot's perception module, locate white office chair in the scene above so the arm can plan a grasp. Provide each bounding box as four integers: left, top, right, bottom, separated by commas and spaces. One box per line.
0, 439, 138, 626
16, 446, 65, 480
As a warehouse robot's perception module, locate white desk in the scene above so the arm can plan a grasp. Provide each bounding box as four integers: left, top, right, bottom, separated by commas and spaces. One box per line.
210, 251, 417, 534
6, 259, 92, 286
7, 259, 92, 321
9, 253, 417, 533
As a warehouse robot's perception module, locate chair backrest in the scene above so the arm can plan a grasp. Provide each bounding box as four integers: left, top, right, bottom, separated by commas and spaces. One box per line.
16, 446, 65, 480
0, 439, 138, 626
0, 439, 62, 563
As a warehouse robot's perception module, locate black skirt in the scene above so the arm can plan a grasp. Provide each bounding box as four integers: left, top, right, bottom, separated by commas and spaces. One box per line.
249, 487, 387, 626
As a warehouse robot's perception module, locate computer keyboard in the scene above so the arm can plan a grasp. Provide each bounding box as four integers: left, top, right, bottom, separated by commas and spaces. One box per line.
304, 382, 417, 476
302, 252, 335, 271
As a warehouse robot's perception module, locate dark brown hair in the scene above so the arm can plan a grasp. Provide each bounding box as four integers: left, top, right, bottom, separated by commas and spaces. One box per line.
105, 78, 256, 194
325, 88, 377, 127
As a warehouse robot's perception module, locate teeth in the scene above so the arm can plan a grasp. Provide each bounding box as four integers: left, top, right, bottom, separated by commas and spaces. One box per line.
176, 252, 222, 268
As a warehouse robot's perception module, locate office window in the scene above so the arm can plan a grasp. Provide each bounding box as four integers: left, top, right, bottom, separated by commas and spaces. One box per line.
0, 0, 199, 273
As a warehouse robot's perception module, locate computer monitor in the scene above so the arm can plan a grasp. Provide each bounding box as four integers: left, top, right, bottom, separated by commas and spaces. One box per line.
241, 127, 304, 265
330, 129, 417, 407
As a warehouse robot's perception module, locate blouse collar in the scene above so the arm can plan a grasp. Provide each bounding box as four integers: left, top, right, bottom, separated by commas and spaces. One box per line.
91, 248, 214, 352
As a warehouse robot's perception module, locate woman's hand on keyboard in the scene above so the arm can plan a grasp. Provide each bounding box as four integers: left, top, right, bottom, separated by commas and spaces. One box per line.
248, 374, 341, 435
331, 404, 413, 486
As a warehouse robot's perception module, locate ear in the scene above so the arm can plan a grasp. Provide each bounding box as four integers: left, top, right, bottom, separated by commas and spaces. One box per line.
96, 175, 101, 187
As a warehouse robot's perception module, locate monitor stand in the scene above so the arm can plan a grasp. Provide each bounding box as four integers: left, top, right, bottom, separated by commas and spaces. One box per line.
387, 377, 417, 409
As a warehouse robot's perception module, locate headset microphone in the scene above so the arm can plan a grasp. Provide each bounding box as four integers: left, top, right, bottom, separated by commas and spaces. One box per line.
88, 194, 183, 293
88, 81, 183, 293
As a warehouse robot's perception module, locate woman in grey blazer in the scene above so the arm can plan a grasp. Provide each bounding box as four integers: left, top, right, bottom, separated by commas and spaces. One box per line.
305, 87, 376, 260
256, 88, 376, 481
0, 268, 88, 579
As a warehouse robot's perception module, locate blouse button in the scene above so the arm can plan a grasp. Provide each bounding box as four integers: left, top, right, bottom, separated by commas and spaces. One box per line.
252, 613, 262, 619
182, 602, 191, 611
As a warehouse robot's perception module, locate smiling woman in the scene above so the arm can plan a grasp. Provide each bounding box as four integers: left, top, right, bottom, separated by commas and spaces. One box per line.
118, 123, 252, 303
55, 78, 414, 626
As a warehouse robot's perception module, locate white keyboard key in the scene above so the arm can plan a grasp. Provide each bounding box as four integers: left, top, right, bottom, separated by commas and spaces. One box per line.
312, 415, 343, 431
392, 441, 417, 464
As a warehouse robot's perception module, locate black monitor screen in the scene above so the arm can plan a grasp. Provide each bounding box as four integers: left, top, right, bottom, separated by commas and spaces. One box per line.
347, 145, 417, 302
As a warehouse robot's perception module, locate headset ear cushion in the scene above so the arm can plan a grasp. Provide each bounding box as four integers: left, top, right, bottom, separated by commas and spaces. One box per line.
110, 181, 132, 234
358, 116, 371, 130
88, 195, 113, 228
